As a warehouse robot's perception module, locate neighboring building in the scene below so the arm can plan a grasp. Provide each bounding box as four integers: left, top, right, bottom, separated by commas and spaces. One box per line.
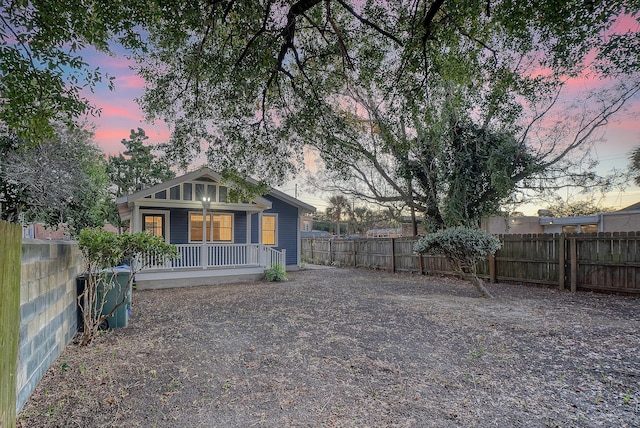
116, 167, 315, 288
23, 223, 71, 240
300, 215, 313, 232
482, 203, 640, 235
300, 230, 331, 238
366, 228, 403, 238
22, 222, 119, 240
481, 216, 545, 235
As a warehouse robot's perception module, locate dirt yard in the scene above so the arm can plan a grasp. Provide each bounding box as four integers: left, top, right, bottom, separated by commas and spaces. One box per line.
17, 267, 640, 427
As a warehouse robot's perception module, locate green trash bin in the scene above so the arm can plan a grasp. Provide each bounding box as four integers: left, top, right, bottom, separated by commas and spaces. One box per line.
77, 267, 132, 329
98, 267, 132, 328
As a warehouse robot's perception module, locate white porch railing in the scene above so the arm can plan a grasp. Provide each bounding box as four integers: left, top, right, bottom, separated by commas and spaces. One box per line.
139, 243, 286, 271
261, 245, 286, 268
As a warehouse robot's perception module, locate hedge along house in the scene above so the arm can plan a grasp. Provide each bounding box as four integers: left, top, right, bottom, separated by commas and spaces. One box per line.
116, 167, 315, 289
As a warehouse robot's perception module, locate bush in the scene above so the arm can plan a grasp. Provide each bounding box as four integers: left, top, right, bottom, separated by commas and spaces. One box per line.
414, 227, 501, 298
77, 228, 178, 345
413, 227, 501, 264
265, 263, 288, 282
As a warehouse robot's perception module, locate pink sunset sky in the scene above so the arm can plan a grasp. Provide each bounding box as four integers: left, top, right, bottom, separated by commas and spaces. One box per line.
81, 35, 640, 214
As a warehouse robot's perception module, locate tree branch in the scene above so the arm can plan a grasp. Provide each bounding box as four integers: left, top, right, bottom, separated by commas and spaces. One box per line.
325, 0, 355, 70
422, 0, 445, 45
334, 0, 403, 46
541, 83, 640, 170
235, 1, 273, 66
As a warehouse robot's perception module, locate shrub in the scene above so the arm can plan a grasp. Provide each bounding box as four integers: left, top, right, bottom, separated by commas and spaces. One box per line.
77, 228, 178, 345
414, 227, 501, 298
265, 263, 288, 282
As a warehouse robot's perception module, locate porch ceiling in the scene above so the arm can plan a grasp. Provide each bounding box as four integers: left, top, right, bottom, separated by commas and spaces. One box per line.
122, 198, 270, 212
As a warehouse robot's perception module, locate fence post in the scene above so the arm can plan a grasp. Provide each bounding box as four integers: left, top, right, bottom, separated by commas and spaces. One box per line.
415, 237, 424, 274
489, 254, 496, 283
558, 234, 565, 291
390, 238, 396, 273
329, 239, 333, 264
352, 240, 356, 267
570, 237, 577, 293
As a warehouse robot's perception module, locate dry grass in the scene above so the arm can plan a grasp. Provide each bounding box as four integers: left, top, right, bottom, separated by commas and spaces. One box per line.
17, 267, 640, 427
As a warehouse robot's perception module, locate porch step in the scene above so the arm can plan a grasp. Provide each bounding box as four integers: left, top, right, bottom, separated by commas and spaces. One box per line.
135, 267, 266, 290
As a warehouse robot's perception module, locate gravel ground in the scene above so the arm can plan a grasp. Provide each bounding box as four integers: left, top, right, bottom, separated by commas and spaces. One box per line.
17, 267, 640, 427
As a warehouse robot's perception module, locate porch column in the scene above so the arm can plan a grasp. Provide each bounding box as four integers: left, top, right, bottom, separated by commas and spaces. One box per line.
258, 212, 264, 266
246, 212, 251, 244
132, 204, 140, 233
201, 197, 211, 269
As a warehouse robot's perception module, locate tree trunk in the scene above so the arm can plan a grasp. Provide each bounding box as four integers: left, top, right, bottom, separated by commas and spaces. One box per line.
468, 275, 493, 298
410, 204, 418, 236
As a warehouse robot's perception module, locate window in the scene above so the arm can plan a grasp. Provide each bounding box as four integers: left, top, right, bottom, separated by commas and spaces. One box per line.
262, 214, 277, 246
195, 183, 205, 201
189, 213, 233, 242
170, 185, 181, 200
213, 214, 232, 241
207, 185, 217, 202
143, 214, 164, 238
183, 183, 192, 200
563, 224, 598, 234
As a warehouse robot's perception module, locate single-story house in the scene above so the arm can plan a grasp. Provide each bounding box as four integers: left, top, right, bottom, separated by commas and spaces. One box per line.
482, 202, 640, 235
300, 230, 331, 238
116, 167, 315, 289
366, 228, 403, 238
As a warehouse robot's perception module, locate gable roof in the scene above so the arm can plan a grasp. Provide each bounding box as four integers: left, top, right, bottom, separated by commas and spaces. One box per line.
617, 202, 640, 212
266, 187, 316, 214
116, 167, 316, 214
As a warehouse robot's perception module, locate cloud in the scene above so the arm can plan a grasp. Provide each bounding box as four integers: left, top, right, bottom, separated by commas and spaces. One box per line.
92, 117, 172, 154
116, 73, 146, 90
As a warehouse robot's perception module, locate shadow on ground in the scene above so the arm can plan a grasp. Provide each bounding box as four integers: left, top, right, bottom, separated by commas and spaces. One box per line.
18, 268, 640, 427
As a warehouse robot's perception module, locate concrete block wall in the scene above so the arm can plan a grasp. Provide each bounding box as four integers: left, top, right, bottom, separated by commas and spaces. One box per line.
17, 240, 83, 412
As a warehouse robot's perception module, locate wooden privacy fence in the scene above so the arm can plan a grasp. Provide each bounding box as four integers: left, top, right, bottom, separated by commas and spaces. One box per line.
301, 232, 640, 294
1, 220, 22, 427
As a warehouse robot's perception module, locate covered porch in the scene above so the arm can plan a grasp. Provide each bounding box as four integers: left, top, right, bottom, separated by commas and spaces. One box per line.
116, 167, 316, 289
134, 243, 285, 289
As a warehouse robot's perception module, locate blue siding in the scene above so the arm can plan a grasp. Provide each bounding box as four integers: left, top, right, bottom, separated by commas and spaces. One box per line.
251, 213, 259, 243
145, 208, 248, 244
142, 201, 299, 265
170, 208, 189, 244
234, 212, 247, 243
263, 195, 299, 266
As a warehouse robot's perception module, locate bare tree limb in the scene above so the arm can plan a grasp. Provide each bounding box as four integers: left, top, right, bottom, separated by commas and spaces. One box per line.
325, 0, 355, 70
421, 0, 445, 45
235, 1, 273, 66
334, 0, 403, 46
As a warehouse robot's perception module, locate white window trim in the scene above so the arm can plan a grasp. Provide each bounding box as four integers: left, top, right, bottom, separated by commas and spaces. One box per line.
261, 213, 278, 247
140, 210, 171, 243
188, 211, 235, 243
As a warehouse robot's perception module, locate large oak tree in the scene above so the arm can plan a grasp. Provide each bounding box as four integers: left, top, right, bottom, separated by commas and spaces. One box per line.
132, 1, 639, 225
3, 1, 639, 226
